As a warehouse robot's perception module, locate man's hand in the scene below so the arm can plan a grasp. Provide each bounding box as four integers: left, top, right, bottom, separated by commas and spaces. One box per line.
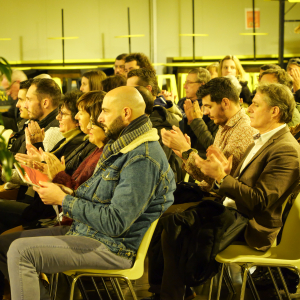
290, 68, 300, 92
25, 121, 45, 144
43, 153, 66, 180
161, 126, 191, 158
206, 145, 233, 175
194, 153, 227, 183
33, 182, 66, 205
184, 99, 203, 125
159, 90, 177, 102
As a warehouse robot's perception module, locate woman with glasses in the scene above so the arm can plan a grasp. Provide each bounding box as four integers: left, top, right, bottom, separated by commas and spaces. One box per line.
218, 55, 252, 105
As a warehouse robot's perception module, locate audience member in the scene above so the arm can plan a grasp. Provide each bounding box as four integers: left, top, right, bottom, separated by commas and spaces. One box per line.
114, 53, 127, 76
206, 62, 219, 79
1, 70, 28, 132
0, 86, 176, 300
218, 55, 252, 105
165, 77, 257, 197
177, 67, 218, 159
260, 69, 300, 127
259, 64, 281, 81
102, 75, 126, 92
124, 53, 156, 75
145, 82, 300, 300
0, 91, 85, 233
7, 78, 61, 156
80, 70, 107, 93
287, 58, 300, 102
127, 68, 182, 121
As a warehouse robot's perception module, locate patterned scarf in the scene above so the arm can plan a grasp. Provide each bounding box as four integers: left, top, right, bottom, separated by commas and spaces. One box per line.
95, 114, 151, 171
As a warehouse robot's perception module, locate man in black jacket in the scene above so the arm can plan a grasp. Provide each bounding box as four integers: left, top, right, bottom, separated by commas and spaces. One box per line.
177, 68, 218, 159
8, 78, 61, 155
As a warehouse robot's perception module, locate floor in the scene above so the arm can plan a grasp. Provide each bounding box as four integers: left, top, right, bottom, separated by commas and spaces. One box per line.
56, 259, 300, 300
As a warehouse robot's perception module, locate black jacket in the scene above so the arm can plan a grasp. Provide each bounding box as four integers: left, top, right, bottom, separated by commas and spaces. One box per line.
177, 97, 218, 159
161, 200, 243, 286
150, 106, 184, 182
9, 108, 60, 155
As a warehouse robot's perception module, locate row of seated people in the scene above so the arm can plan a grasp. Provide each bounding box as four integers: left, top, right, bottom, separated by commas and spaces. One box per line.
0, 55, 299, 299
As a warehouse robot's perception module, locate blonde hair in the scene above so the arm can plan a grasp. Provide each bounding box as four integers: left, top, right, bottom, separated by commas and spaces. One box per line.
218, 55, 246, 82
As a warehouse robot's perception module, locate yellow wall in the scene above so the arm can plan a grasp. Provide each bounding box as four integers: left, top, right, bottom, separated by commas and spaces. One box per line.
0, 0, 299, 62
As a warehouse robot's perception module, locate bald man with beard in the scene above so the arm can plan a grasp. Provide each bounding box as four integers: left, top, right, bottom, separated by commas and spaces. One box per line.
0, 86, 176, 300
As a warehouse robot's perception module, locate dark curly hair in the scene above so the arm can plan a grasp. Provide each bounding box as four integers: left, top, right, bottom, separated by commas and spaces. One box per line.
60, 91, 83, 121
125, 53, 155, 73
197, 77, 239, 105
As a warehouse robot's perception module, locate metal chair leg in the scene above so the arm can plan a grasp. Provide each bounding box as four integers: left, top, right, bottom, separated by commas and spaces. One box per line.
51, 273, 59, 300
277, 267, 292, 300
267, 267, 283, 300
113, 278, 126, 300
224, 265, 236, 295
101, 278, 113, 300
91, 277, 104, 300
240, 265, 250, 300
247, 268, 260, 300
109, 277, 122, 300
216, 263, 225, 300
123, 277, 138, 300
208, 276, 214, 300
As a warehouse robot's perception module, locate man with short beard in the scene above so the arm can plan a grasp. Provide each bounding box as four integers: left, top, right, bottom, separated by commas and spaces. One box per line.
0, 86, 176, 300
10, 78, 61, 155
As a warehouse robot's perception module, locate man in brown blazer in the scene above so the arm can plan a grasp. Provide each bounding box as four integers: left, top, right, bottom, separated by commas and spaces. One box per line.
143, 82, 300, 300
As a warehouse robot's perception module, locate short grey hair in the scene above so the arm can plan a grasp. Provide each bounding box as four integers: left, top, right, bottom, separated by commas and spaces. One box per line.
189, 67, 211, 84
224, 75, 242, 94
257, 83, 295, 124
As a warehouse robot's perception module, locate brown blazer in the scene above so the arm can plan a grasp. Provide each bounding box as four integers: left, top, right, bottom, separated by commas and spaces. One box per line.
217, 126, 300, 251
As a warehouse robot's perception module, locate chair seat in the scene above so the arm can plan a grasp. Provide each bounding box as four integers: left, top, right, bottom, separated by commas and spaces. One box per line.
216, 244, 300, 267
64, 265, 143, 281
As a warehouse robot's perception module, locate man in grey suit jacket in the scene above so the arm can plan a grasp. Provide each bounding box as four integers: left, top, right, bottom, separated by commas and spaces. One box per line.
146, 82, 300, 300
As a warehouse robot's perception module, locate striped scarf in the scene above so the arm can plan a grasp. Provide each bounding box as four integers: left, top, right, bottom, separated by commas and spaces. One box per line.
96, 114, 151, 171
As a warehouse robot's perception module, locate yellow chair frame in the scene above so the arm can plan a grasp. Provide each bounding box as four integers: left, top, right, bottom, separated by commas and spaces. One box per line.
52, 219, 159, 300
213, 190, 300, 300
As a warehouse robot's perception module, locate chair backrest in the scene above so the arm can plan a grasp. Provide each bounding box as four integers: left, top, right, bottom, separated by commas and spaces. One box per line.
128, 219, 159, 279
278, 188, 300, 255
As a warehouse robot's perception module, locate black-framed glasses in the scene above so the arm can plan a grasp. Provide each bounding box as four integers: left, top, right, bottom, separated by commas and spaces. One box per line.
288, 58, 300, 67
58, 110, 72, 118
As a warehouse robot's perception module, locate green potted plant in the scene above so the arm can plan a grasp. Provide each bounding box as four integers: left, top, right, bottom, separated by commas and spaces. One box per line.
0, 57, 16, 181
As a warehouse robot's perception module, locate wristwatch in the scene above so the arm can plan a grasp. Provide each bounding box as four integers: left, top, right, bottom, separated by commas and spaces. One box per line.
182, 148, 198, 160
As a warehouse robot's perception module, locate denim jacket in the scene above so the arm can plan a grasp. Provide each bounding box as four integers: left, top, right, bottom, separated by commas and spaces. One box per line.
62, 128, 176, 261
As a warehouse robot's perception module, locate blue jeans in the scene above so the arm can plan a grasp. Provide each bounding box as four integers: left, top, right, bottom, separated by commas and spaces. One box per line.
0, 226, 132, 300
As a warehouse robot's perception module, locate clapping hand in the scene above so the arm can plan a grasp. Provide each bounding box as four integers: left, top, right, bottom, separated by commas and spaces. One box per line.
161, 125, 191, 159
25, 121, 45, 145
206, 145, 233, 175
42, 152, 65, 181
184, 99, 203, 125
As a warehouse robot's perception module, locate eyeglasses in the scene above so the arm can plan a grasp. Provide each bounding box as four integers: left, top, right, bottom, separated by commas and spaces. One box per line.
58, 111, 72, 118
288, 58, 300, 67
5, 81, 16, 92
184, 81, 200, 85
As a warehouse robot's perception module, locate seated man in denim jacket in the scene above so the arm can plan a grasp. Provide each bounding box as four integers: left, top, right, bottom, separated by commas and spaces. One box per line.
0, 86, 176, 300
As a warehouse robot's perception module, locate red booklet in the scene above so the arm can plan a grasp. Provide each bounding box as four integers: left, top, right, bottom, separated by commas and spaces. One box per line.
14, 163, 49, 187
